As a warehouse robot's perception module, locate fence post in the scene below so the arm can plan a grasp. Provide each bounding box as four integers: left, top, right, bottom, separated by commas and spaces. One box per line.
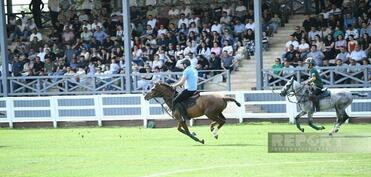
95, 95, 103, 127
235, 92, 245, 123
50, 96, 58, 128
263, 71, 268, 88
141, 95, 150, 128
286, 97, 297, 123
364, 69, 368, 88
6, 97, 14, 128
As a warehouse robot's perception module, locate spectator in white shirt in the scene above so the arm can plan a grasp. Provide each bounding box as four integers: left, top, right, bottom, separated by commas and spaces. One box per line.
345, 25, 359, 40
220, 11, 232, 25
235, 0, 247, 18
180, 5, 192, 17
188, 14, 200, 28
145, 0, 157, 6
327, 4, 342, 16
115, 25, 124, 41
222, 40, 233, 55
211, 20, 222, 34
222, 3, 232, 16
183, 41, 197, 56
335, 46, 350, 63
146, 15, 157, 29
81, 0, 93, 14
349, 45, 367, 62
168, 5, 180, 18
245, 18, 255, 31
81, 20, 92, 31
91, 19, 103, 31
80, 27, 93, 42
298, 38, 310, 58
285, 35, 299, 51
177, 13, 189, 28
110, 59, 120, 74
29, 28, 42, 42
308, 26, 320, 41
157, 24, 168, 38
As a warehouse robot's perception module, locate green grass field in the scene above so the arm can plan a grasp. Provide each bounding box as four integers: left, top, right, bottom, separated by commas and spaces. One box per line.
1, 123, 371, 177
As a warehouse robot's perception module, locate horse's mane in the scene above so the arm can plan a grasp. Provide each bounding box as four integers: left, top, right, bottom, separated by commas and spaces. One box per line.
159, 82, 174, 90
157, 82, 176, 92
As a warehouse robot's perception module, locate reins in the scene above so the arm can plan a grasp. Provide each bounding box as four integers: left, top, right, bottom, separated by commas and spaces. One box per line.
153, 97, 177, 120
286, 82, 307, 104
151, 83, 178, 120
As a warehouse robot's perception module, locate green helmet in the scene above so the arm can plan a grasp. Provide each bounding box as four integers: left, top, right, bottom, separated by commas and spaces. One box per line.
305, 57, 316, 65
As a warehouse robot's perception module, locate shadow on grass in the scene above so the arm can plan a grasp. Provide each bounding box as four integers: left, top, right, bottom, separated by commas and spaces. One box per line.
0, 146, 8, 148
194, 143, 264, 147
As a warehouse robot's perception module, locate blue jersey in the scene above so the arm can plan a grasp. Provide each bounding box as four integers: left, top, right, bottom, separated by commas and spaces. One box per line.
183, 66, 198, 91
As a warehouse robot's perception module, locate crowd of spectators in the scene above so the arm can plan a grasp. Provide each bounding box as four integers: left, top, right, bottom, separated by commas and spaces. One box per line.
270, 0, 371, 86
5, 0, 283, 91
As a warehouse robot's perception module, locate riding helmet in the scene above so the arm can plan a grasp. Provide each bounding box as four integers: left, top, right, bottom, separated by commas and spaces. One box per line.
181, 59, 191, 67
305, 57, 315, 65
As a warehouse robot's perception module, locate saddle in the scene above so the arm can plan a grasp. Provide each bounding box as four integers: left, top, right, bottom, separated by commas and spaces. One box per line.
318, 88, 331, 99
180, 91, 201, 108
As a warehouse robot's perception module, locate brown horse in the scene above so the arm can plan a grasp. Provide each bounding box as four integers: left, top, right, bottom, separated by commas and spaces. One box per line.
144, 82, 241, 144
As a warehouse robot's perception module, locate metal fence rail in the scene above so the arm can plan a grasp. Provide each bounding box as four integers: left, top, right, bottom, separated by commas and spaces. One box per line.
263, 66, 371, 89
5, 70, 230, 96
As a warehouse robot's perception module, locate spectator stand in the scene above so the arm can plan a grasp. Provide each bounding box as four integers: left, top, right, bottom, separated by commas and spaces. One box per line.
264, 0, 371, 89
7, 69, 230, 96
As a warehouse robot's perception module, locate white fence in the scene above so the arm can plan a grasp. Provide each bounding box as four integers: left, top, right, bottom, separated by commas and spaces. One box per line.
0, 88, 370, 128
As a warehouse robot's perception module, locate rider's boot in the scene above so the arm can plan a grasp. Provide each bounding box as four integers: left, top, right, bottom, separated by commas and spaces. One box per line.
176, 103, 190, 121
309, 95, 320, 112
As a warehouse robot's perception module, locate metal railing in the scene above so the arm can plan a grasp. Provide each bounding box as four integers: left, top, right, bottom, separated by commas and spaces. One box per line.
263, 65, 371, 89
5, 70, 230, 96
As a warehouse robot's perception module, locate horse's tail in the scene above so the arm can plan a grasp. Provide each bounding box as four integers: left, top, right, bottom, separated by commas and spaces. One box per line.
351, 92, 368, 97
223, 97, 241, 107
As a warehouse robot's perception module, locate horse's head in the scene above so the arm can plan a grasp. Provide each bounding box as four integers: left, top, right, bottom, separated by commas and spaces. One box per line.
280, 77, 295, 97
144, 82, 175, 100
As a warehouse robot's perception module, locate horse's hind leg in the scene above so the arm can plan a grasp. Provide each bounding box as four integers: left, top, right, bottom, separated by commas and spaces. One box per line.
206, 112, 225, 139
330, 106, 350, 135
217, 113, 226, 129
308, 113, 325, 130
210, 121, 218, 132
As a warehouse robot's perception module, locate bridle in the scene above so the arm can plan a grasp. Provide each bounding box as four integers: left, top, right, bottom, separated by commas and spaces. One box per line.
148, 84, 178, 120
285, 81, 308, 104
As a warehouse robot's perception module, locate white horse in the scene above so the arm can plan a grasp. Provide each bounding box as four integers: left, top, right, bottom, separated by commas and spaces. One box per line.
279, 77, 365, 135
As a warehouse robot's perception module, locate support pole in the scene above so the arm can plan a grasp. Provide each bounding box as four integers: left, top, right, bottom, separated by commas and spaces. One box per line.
0, 0, 9, 96
6, 0, 12, 20
254, 0, 263, 90
122, 0, 132, 93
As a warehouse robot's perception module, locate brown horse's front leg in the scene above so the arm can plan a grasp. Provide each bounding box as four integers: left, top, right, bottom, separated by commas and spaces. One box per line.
178, 122, 204, 144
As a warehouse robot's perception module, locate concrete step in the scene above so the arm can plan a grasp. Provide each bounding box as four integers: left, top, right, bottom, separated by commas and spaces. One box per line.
205, 14, 306, 91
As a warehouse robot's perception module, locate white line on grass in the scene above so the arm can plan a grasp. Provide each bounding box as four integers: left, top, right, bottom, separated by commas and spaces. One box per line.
142, 159, 366, 177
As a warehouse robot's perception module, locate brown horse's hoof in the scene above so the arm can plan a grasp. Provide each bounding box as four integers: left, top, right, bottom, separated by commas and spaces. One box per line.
200, 139, 205, 144
214, 135, 218, 140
